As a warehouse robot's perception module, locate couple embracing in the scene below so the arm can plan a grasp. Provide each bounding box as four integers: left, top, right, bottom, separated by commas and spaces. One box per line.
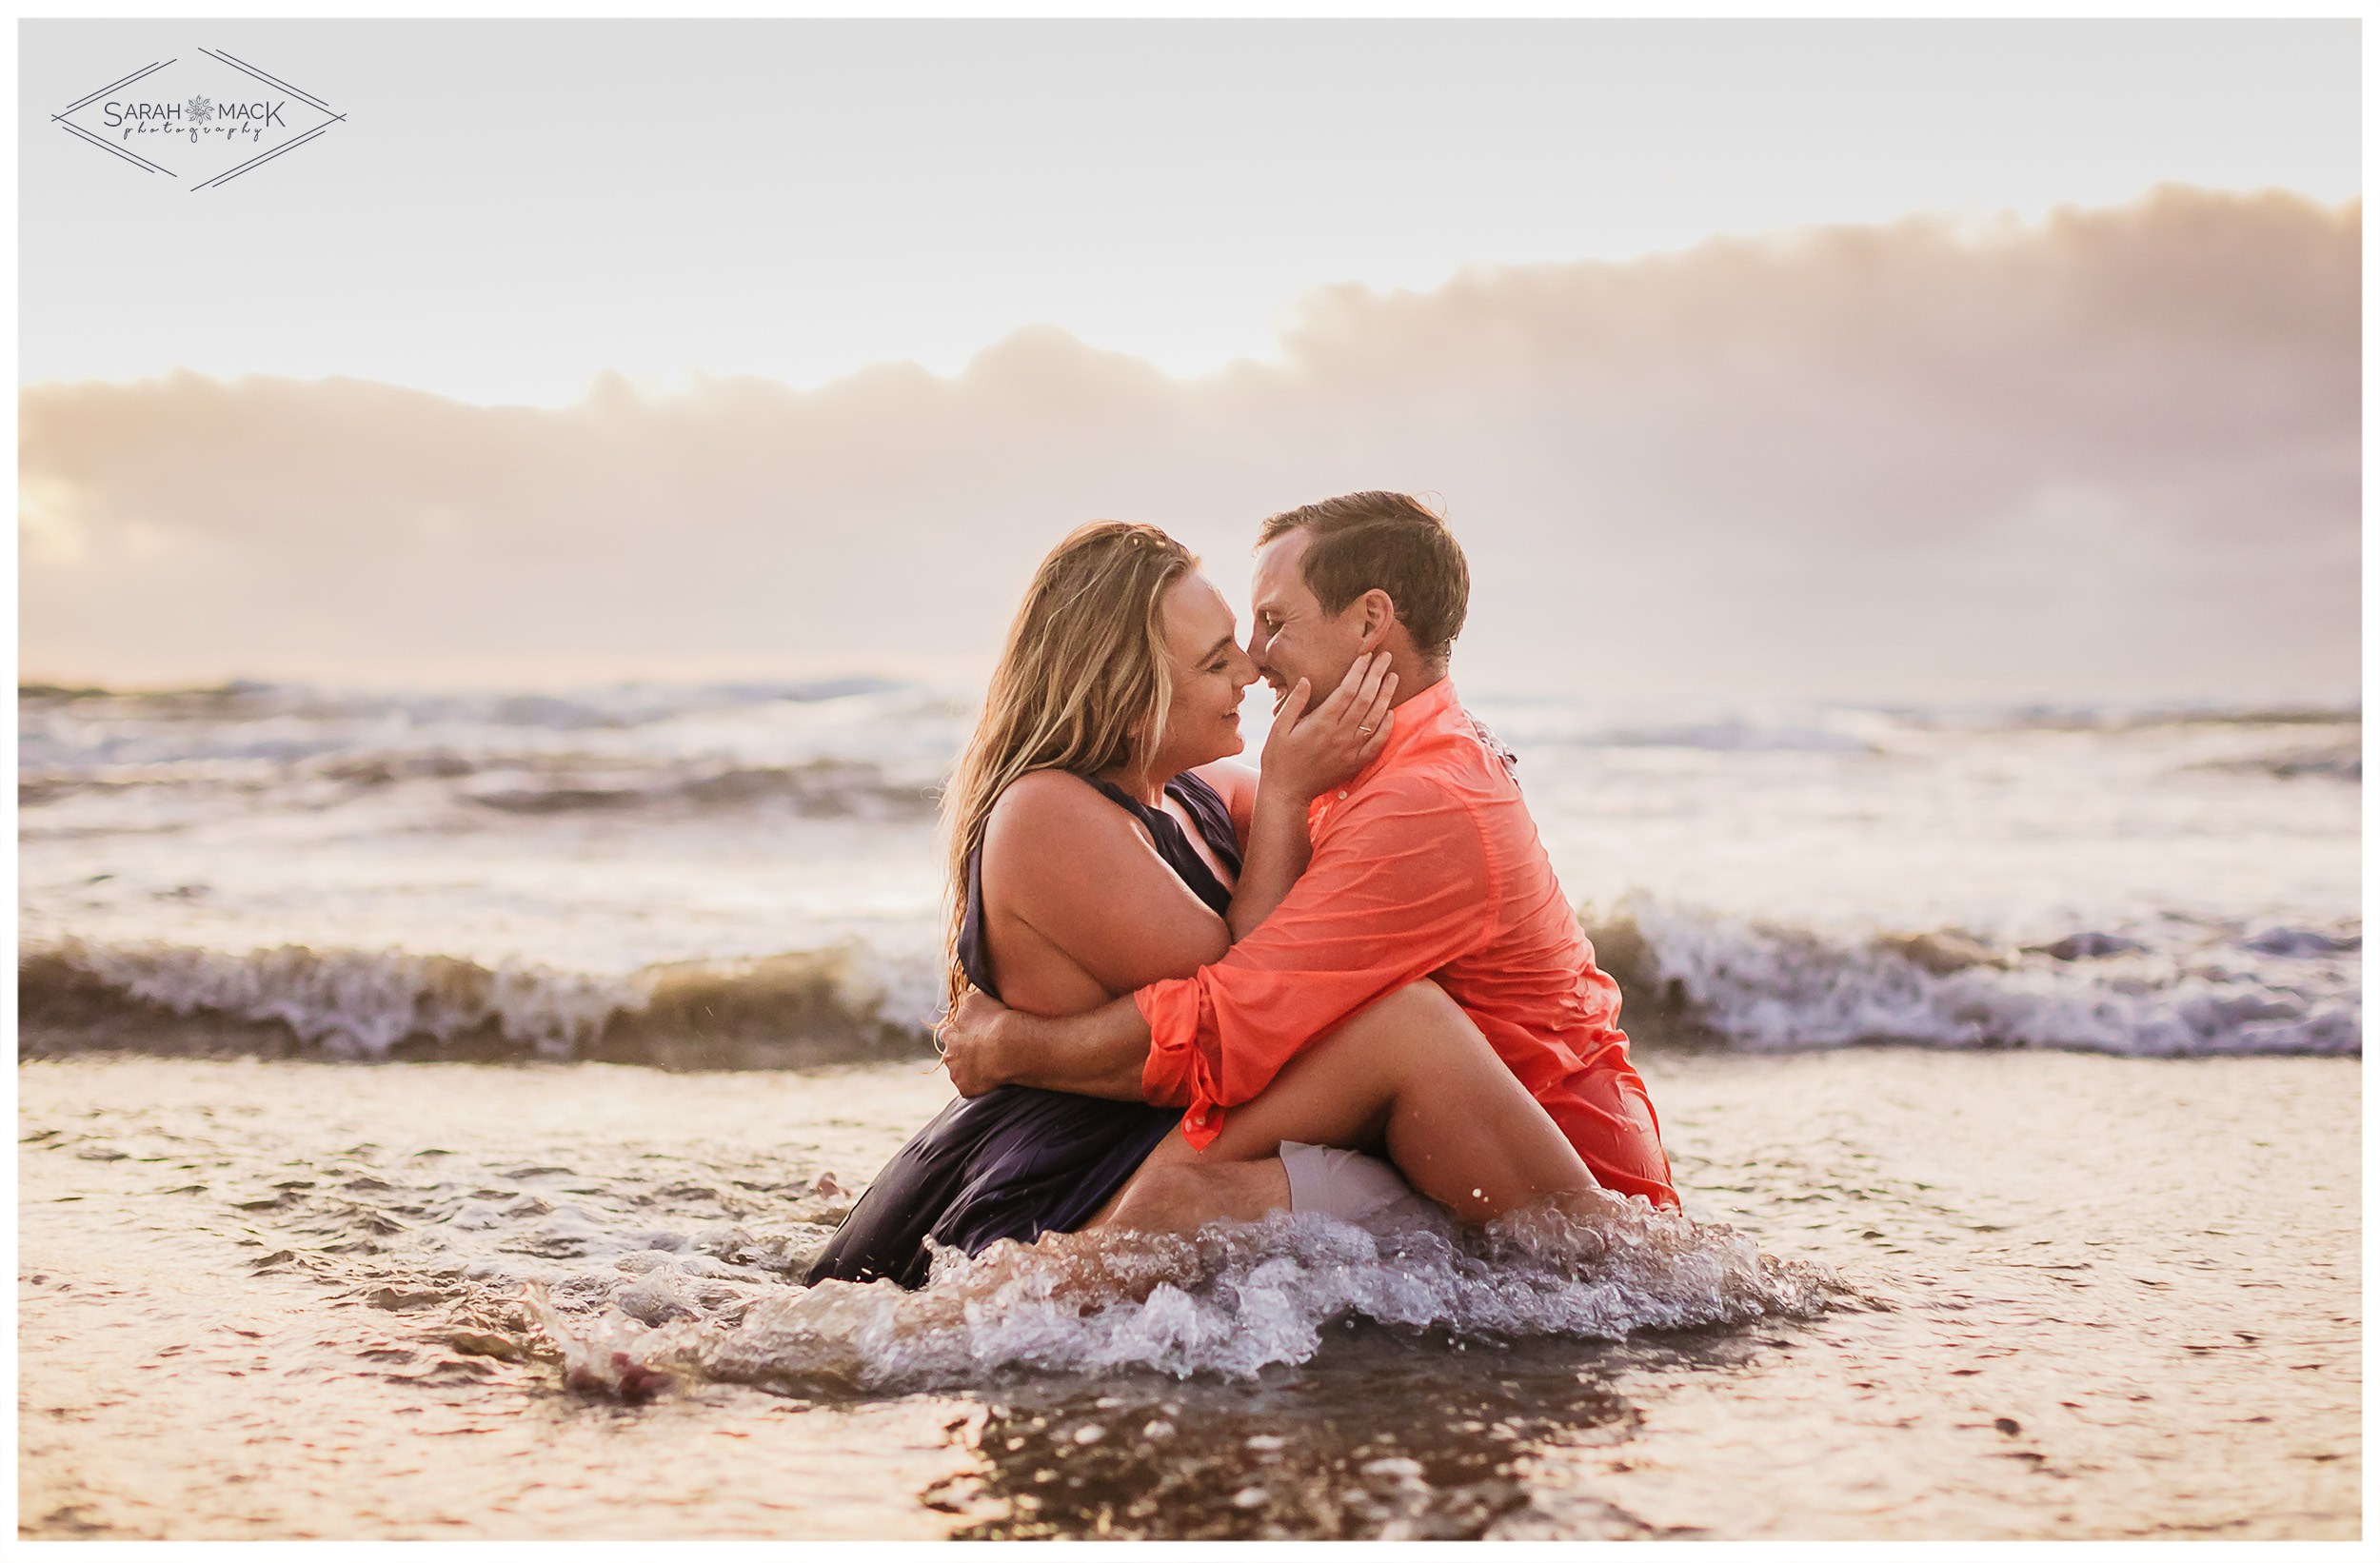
809, 491, 1676, 1289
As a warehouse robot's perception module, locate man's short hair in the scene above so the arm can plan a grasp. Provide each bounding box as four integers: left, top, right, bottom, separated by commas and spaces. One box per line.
1257, 491, 1470, 661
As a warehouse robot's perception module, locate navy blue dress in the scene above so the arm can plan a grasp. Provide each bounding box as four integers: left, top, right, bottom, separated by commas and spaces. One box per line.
803, 771, 1241, 1289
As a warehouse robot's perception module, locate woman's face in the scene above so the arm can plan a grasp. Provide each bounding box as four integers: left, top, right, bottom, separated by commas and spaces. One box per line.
1151, 573, 1259, 773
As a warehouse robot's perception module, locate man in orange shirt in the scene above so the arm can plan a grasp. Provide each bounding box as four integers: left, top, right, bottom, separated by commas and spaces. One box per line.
941, 492, 1677, 1229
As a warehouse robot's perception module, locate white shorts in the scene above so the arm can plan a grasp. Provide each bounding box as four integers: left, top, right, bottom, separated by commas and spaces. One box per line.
1279, 1141, 1437, 1233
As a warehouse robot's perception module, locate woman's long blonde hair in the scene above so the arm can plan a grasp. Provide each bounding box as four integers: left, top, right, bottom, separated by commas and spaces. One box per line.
942, 522, 1198, 1008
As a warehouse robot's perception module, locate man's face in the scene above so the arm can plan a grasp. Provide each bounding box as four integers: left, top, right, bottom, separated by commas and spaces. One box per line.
1248, 527, 1368, 702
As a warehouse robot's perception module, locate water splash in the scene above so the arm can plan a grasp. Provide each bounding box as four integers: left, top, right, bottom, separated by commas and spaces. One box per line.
531, 1195, 1849, 1399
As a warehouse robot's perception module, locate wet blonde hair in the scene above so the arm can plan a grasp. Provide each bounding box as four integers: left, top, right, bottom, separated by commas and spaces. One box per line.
942, 521, 1199, 1007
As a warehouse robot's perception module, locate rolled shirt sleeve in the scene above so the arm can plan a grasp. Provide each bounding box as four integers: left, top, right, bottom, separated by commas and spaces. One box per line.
1136, 773, 1497, 1147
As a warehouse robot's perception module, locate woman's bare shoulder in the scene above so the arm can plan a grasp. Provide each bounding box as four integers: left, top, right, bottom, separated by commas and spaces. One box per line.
982, 771, 1137, 858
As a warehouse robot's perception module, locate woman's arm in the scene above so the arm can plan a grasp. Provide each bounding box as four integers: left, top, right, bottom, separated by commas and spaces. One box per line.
1220, 654, 1397, 940
1227, 787, 1315, 942
980, 770, 1231, 1011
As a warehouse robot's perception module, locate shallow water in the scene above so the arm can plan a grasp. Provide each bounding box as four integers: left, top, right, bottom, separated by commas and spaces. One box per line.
18, 1048, 2359, 1539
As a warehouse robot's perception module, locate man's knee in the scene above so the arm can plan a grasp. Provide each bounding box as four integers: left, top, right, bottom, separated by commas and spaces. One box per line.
1346, 978, 1487, 1058
1371, 977, 1462, 1026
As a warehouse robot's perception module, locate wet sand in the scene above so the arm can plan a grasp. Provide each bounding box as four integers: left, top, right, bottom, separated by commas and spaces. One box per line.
17, 1047, 2361, 1539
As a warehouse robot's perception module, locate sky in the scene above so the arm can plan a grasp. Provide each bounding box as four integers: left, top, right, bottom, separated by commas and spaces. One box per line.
15, 18, 2365, 702
20, 18, 2361, 406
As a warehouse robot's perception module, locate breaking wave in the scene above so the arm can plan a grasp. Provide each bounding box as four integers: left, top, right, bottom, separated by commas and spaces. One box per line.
18, 936, 940, 1067
1585, 896, 2360, 1057
20, 889, 2359, 1065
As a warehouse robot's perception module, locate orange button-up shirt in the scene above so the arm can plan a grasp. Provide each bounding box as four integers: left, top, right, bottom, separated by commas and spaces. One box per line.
1136, 677, 1679, 1208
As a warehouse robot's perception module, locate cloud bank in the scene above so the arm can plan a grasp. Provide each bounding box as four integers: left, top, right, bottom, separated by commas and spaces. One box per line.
20, 186, 2358, 701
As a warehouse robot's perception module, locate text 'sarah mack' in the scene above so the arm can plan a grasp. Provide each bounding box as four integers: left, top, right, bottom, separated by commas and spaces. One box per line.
102, 96, 288, 139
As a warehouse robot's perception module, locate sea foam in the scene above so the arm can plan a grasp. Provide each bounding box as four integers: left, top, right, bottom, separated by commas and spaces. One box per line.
528, 1196, 1850, 1397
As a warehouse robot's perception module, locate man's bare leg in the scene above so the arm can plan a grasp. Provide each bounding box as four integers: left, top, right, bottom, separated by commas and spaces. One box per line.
1093, 979, 1598, 1231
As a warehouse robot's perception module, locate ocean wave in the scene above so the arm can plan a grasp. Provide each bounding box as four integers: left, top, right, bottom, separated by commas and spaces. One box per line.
529, 1198, 1848, 1397
452, 758, 938, 819
1883, 701, 2362, 733
22, 893, 2360, 1066
1585, 896, 2361, 1057
2190, 743, 2362, 782
1465, 700, 1888, 754
17, 937, 939, 1067
17, 678, 967, 804
18, 676, 909, 727
19, 752, 943, 821
1469, 696, 2359, 752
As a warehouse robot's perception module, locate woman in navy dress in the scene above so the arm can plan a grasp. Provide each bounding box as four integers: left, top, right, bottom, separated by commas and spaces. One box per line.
806, 521, 1391, 1287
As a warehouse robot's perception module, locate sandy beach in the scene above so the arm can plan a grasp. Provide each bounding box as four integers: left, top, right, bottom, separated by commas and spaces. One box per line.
17, 1044, 2359, 1540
